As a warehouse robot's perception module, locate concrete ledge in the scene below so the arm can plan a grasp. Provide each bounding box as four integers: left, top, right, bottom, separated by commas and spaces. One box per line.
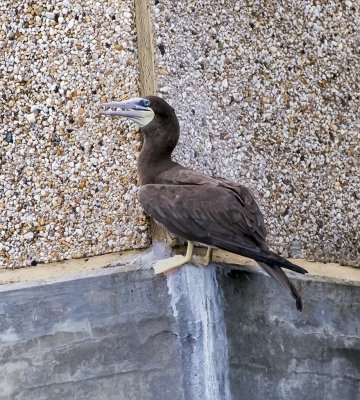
0, 250, 359, 399
1, 247, 359, 287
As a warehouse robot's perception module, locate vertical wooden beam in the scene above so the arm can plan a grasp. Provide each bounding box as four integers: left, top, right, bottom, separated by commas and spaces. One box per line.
134, 0, 175, 244
135, 0, 156, 96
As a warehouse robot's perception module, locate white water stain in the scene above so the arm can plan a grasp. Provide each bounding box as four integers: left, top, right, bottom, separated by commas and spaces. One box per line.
167, 264, 231, 400
106, 241, 172, 270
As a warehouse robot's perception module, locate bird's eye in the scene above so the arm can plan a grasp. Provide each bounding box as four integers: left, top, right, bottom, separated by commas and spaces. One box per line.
141, 99, 151, 107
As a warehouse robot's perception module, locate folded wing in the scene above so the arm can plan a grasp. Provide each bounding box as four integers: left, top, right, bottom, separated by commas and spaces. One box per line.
139, 181, 306, 310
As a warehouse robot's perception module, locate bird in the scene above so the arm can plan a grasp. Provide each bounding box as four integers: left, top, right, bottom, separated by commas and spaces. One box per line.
99, 95, 307, 311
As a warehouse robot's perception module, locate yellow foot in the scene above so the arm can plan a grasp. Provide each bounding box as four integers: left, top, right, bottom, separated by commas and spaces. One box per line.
153, 255, 192, 274
153, 241, 194, 274
202, 247, 213, 266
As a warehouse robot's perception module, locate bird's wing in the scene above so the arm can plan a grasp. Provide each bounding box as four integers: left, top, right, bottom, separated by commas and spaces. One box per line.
139, 182, 306, 311
139, 183, 266, 255
155, 167, 267, 241
218, 180, 267, 242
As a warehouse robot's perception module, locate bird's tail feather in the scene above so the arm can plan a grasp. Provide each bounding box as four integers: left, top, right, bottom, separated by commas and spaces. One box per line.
260, 250, 308, 274
257, 261, 303, 311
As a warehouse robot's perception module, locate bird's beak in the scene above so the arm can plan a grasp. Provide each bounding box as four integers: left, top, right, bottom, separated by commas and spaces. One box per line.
98, 97, 155, 127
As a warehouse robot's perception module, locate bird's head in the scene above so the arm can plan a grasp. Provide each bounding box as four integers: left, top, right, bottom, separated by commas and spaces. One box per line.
98, 95, 176, 129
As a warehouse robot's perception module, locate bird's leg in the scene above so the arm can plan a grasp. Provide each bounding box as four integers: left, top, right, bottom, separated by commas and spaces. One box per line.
202, 247, 213, 266
153, 241, 194, 274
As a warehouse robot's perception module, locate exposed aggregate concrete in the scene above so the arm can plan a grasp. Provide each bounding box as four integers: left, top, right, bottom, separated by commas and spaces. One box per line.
0, 0, 359, 268
153, 0, 360, 266
0, 0, 150, 268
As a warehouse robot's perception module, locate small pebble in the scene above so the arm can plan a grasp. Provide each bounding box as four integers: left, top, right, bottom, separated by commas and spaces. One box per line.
23, 232, 34, 240
25, 113, 36, 123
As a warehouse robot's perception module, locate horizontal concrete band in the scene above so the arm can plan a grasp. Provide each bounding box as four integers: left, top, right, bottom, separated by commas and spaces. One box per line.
1, 247, 359, 287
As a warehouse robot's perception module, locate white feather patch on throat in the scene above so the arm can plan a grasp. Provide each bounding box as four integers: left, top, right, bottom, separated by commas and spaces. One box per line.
130, 109, 155, 127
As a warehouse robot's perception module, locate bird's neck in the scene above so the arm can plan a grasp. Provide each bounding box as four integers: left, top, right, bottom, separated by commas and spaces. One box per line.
137, 136, 176, 185
137, 114, 180, 185
137, 134, 176, 185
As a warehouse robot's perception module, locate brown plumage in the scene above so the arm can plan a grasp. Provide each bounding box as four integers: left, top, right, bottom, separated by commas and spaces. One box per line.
100, 95, 307, 311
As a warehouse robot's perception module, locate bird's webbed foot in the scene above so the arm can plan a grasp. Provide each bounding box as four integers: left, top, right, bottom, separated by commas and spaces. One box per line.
153, 241, 194, 274
153, 255, 191, 274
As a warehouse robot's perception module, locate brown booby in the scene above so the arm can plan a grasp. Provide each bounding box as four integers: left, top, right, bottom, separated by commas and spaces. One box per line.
99, 96, 307, 311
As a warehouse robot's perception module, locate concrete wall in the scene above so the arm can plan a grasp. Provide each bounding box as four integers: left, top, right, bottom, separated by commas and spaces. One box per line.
0, 266, 184, 400
0, 0, 149, 268
221, 269, 360, 400
153, 0, 360, 267
1, 260, 359, 399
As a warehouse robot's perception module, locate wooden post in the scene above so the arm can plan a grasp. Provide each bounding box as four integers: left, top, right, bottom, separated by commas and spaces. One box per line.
134, 0, 175, 244
134, 0, 156, 96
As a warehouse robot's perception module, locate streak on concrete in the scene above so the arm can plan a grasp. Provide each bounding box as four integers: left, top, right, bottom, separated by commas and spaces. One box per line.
167, 264, 231, 400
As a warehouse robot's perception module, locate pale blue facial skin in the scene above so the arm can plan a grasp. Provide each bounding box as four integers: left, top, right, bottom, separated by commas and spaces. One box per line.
99, 97, 155, 127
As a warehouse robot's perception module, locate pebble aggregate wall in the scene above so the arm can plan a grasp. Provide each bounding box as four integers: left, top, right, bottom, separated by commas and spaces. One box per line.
153, 0, 360, 266
1, 0, 359, 269
0, 0, 149, 268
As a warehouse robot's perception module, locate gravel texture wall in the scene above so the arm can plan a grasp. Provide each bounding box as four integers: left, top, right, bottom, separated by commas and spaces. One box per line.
1, 0, 359, 269
153, 0, 360, 266
0, 0, 149, 268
